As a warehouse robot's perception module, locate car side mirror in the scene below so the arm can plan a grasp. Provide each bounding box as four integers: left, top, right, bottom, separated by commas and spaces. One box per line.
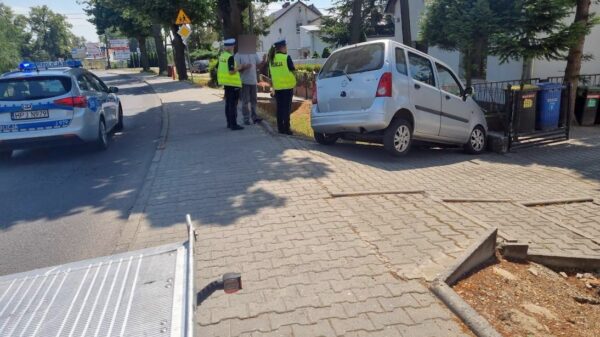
462, 86, 474, 101
108, 86, 119, 94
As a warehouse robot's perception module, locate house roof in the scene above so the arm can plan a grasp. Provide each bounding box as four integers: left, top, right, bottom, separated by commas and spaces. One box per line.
270, 1, 323, 23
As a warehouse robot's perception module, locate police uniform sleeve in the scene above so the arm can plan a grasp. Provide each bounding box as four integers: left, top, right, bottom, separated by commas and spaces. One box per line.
228, 56, 235, 72
287, 55, 295, 71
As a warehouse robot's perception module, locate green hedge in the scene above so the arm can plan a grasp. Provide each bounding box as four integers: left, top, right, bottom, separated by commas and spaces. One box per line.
295, 64, 321, 73
190, 49, 219, 61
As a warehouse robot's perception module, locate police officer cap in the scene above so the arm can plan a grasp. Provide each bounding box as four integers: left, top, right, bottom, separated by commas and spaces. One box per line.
224, 38, 236, 46
274, 39, 287, 47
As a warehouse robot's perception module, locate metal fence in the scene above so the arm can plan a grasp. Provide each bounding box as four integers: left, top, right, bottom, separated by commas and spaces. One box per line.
545, 74, 600, 86
471, 78, 573, 150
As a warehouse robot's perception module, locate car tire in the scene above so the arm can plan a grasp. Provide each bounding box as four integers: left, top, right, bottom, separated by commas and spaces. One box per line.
464, 125, 486, 154
0, 150, 12, 160
314, 132, 338, 145
114, 105, 124, 132
95, 118, 109, 151
384, 118, 412, 157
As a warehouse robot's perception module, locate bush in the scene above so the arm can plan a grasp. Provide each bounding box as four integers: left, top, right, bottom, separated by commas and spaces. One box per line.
322, 47, 331, 58
295, 64, 321, 73
208, 58, 219, 87
312, 51, 320, 58
190, 49, 219, 61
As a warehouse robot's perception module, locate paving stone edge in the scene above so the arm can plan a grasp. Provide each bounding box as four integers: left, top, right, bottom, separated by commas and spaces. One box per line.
113, 75, 169, 253
430, 228, 503, 337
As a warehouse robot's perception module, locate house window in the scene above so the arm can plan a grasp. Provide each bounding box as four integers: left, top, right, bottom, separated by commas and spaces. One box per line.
296, 22, 301, 34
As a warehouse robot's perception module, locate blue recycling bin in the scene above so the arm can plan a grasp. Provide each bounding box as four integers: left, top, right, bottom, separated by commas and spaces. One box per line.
536, 82, 562, 130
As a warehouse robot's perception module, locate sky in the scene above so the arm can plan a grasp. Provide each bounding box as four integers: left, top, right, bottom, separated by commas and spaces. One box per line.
3, 0, 334, 43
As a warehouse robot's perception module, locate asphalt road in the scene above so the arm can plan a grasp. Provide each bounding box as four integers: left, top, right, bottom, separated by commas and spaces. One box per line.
0, 73, 161, 276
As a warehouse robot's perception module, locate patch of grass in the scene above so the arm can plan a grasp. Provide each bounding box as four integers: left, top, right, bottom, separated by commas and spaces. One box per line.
257, 99, 313, 139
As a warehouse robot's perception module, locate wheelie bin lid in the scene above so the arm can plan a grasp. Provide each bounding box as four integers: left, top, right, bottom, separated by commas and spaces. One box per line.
536, 82, 563, 90
510, 84, 538, 91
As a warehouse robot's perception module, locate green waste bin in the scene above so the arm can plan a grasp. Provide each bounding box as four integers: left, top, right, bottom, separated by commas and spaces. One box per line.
508, 85, 538, 133
575, 86, 600, 126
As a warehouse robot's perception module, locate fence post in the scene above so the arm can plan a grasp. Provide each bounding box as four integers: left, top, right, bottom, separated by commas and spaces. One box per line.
566, 82, 572, 140
506, 84, 515, 150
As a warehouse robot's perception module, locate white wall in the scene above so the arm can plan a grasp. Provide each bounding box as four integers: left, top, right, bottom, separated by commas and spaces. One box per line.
259, 2, 321, 59
532, 3, 600, 79
486, 56, 524, 82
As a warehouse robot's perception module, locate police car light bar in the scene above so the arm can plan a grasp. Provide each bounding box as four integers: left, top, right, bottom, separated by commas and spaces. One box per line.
19, 60, 83, 72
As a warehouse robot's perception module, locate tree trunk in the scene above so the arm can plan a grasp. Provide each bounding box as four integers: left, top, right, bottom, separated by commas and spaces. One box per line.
521, 58, 532, 83
171, 24, 188, 81
152, 24, 168, 75
218, 0, 243, 39
138, 36, 150, 71
464, 49, 473, 88
564, 0, 591, 125
350, 0, 363, 44
399, 0, 412, 46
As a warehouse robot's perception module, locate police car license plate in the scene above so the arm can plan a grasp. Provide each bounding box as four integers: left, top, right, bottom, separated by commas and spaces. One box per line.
11, 110, 49, 120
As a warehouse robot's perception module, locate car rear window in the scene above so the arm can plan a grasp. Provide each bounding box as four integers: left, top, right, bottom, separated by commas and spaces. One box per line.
0, 76, 72, 101
319, 43, 385, 79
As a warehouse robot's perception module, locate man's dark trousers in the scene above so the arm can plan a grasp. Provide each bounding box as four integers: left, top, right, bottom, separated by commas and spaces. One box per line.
275, 89, 293, 133
224, 86, 240, 128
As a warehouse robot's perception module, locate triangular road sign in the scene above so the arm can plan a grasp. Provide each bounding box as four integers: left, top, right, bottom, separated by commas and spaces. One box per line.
175, 9, 191, 25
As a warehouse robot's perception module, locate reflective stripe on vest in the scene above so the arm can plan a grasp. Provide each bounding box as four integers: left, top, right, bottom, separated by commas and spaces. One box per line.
269, 53, 296, 90
217, 52, 242, 87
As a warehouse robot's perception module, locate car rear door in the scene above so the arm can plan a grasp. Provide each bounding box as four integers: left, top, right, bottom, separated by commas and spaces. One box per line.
83, 73, 116, 128
407, 52, 441, 137
316, 43, 386, 113
435, 63, 471, 141
0, 76, 75, 134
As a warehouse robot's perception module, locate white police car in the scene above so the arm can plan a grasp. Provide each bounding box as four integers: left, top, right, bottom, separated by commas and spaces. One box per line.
0, 60, 123, 159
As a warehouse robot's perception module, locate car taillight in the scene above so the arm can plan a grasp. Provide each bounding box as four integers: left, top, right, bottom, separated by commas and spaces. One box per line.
54, 96, 87, 108
376, 72, 392, 97
312, 84, 318, 104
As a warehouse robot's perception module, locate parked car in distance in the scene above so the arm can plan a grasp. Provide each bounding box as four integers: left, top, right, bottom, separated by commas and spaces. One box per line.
190, 60, 209, 73
311, 39, 488, 156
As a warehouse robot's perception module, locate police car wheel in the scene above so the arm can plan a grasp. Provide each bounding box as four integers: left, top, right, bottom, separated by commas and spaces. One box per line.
0, 150, 12, 160
314, 132, 338, 145
384, 118, 412, 157
464, 125, 486, 155
114, 105, 124, 132
95, 119, 109, 150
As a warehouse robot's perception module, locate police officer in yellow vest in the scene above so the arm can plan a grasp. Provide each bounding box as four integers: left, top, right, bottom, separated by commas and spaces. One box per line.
269, 39, 296, 135
217, 38, 244, 131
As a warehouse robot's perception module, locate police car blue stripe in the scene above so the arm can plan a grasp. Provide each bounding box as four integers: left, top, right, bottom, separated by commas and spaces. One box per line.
0, 103, 74, 113
0, 119, 71, 133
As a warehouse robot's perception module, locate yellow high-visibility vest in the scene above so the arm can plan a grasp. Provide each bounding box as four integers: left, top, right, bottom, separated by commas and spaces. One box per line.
269, 53, 296, 90
217, 52, 242, 87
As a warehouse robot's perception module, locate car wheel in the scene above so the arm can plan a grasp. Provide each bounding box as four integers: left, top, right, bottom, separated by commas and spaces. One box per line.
0, 150, 12, 160
95, 118, 109, 151
114, 105, 124, 131
464, 125, 486, 154
384, 118, 412, 157
314, 132, 338, 145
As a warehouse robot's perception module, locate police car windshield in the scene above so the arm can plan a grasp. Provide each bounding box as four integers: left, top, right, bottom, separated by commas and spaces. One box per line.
319, 43, 385, 80
0, 76, 72, 102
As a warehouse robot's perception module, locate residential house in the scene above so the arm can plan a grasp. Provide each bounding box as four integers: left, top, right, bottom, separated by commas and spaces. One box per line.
384, 0, 600, 82
260, 1, 330, 59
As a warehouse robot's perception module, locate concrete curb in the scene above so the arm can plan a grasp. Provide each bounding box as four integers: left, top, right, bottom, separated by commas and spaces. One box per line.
330, 190, 426, 198
113, 75, 170, 253
521, 197, 594, 207
430, 228, 503, 337
527, 253, 600, 270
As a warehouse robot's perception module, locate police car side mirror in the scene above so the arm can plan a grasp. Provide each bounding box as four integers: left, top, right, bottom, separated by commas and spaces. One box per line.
108, 86, 119, 94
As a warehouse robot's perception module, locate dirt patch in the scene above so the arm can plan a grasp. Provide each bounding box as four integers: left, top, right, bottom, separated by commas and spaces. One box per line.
453, 256, 600, 337
257, 99, 313, 139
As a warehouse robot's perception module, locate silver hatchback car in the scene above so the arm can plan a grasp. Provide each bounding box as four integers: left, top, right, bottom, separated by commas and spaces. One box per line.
311, 39, 488, 156
0, 61, 122, 159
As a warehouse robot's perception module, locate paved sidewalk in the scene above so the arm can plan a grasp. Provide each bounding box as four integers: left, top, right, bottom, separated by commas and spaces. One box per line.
119, 74, 600, 336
